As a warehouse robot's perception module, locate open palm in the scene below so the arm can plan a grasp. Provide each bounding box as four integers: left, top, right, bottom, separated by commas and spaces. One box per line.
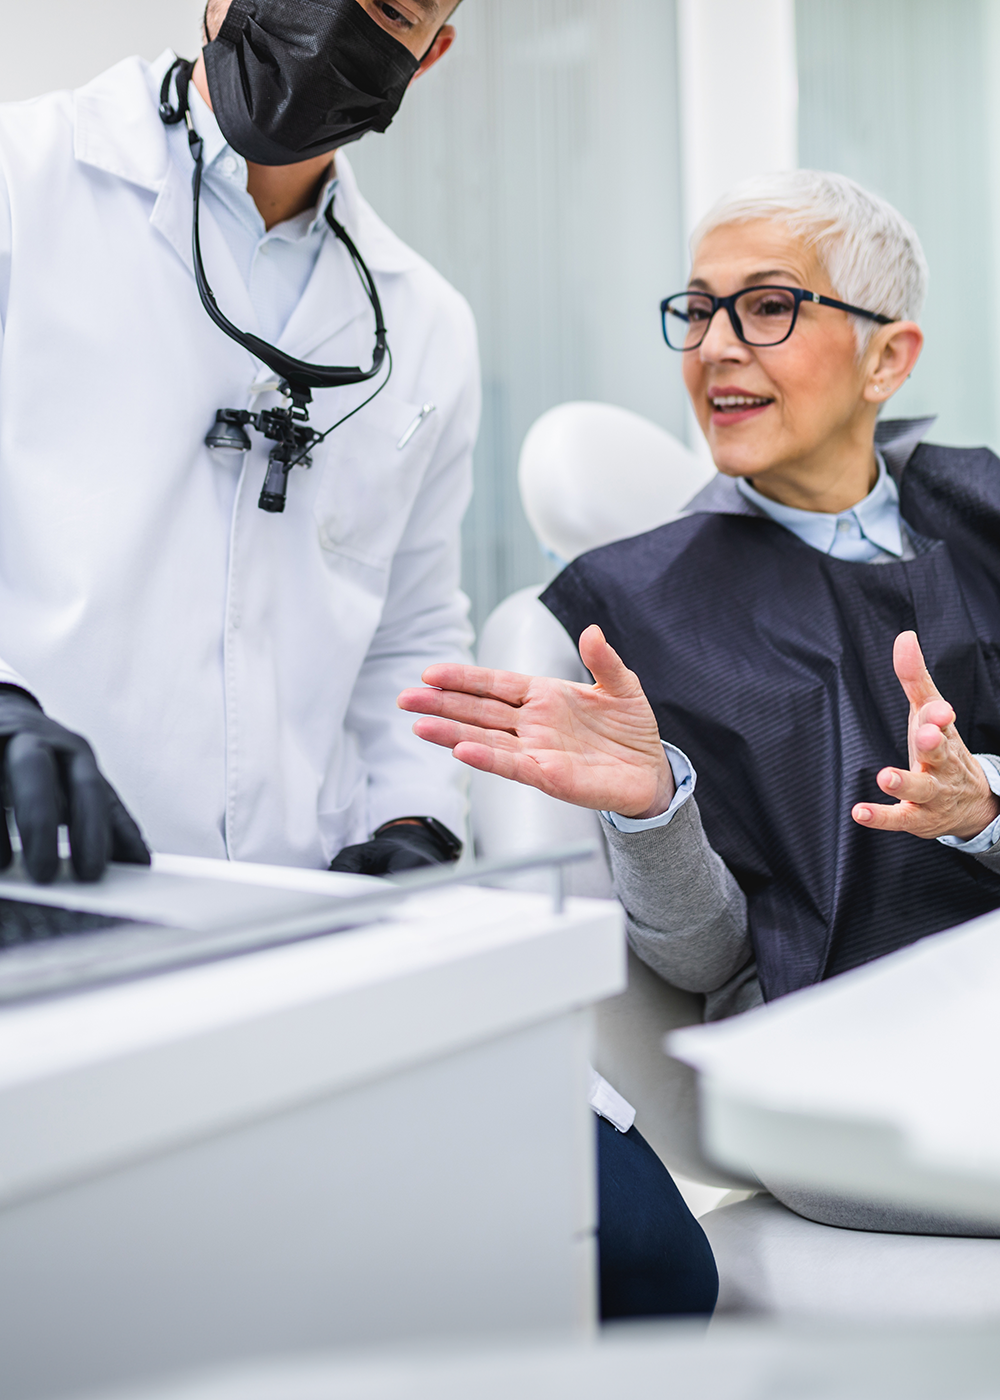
398, 625, 675, 820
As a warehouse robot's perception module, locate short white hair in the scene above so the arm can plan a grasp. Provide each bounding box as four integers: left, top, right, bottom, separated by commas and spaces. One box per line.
690, 170, 929, 352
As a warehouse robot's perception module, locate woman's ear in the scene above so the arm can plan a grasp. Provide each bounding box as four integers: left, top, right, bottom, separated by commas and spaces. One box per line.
862, 322, 924, 405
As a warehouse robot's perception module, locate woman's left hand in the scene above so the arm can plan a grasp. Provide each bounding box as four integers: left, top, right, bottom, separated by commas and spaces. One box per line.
852, 631, 1000, 841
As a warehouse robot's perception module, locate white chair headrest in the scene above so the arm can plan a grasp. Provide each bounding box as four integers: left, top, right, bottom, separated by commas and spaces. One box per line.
518, 402, 715, 563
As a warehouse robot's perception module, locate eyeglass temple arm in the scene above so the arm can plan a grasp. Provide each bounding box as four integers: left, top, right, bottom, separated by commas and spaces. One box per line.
811, 292, 894, 326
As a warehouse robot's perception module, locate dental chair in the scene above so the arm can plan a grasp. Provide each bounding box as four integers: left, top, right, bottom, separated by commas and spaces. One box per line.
471, 401, 1000, 1320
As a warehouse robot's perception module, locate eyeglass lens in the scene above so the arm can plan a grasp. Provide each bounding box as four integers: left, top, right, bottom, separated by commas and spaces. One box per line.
663, 288, 799, 349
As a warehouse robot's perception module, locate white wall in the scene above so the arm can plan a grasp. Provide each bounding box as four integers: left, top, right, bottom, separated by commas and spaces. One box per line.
676, 0, 798, 460
797, 0, 998, 452
0, 0, 204, 103
677, 0, 798, 236
350, 0, 688, 629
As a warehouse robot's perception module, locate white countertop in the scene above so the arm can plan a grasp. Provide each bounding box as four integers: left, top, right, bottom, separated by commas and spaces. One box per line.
0, 861, 624, 1207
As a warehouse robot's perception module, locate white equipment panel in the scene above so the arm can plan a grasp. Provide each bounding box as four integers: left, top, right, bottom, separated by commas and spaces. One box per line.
78, 1320, 1000, 1400
671, 905, 1000, 1225
0, 857, 624, 1400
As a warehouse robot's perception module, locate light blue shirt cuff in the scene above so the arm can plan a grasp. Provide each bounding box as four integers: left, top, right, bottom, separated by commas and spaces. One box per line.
602, 743, 696, 833
938, 756, 1000, 854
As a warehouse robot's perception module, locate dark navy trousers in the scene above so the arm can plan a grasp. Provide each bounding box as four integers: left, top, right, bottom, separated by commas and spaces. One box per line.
596, 1115, 719, 1321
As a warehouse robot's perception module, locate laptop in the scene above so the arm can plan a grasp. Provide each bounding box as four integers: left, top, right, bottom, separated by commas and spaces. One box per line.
0, 840, 593, 1008
0, 857, 391, 1007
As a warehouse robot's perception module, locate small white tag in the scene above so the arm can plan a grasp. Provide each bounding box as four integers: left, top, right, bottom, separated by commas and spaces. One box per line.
588, 1068, 637, 1134
248, 376, 283, 401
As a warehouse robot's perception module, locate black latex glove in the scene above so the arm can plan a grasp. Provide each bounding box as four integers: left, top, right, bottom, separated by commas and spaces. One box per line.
0, 685, 151, 884
329, 818, 462, 877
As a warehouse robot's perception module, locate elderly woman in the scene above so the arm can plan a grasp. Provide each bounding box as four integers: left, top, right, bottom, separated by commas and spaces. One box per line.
400, 171, 1000, 1236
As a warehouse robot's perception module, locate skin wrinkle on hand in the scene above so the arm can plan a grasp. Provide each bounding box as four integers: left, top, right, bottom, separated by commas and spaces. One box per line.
852, 631, 1000, 840
398, 218, 998, 846
399, 625, 677, 821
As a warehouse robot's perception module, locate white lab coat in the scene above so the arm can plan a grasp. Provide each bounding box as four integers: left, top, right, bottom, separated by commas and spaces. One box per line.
0, 53, 480, 868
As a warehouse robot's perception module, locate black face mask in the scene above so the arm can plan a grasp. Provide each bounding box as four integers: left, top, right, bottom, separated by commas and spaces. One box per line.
204, 0, 422, 167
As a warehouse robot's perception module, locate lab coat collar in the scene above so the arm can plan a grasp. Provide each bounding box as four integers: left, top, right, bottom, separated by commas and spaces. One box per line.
72, 51, 422, 369
326, 150, 421, 274
274, 154, 421, 363
74, 53, 201, 284
72, 52, 422, 277
275, 221, 369, 365
73, 52, 174, 193
156, 71, 265, 337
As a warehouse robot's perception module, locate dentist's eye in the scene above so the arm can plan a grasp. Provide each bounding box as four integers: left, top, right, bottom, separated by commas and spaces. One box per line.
376, 2, 414, 28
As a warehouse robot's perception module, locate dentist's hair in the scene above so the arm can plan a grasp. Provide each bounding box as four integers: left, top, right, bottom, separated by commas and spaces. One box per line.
690, 170, 929, 353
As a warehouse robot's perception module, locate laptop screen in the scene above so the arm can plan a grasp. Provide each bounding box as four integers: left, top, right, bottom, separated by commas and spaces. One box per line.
0, 897, 145, 948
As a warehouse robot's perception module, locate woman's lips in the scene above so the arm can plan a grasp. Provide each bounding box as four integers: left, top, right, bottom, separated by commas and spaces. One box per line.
708, 390, 774, 427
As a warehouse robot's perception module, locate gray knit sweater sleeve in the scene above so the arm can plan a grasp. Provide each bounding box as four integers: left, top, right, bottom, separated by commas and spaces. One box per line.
601, 797, 762, 1019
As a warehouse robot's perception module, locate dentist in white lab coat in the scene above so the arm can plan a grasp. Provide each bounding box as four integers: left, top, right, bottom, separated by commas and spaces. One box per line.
0, 0, 478, 883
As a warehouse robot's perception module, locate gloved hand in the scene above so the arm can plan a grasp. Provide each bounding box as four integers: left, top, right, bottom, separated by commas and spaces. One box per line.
330, 817, 462, 877
0, 685, 151, 884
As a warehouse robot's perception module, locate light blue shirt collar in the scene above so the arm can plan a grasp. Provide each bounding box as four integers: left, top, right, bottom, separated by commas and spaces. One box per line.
736, 453, 905, 560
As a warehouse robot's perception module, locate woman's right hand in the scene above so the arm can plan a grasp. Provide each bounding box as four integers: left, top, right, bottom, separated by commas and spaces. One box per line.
397, 624, 676, 819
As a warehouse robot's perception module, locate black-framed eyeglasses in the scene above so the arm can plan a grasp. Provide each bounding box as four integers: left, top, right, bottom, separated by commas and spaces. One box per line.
660, 285, 894, 351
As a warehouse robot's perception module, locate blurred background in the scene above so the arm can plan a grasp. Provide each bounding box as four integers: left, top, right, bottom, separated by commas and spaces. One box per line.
0, 0, 992, 629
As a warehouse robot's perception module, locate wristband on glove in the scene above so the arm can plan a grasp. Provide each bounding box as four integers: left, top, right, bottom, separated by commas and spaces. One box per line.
373, 816, 463, 862
329, 816, 463, 877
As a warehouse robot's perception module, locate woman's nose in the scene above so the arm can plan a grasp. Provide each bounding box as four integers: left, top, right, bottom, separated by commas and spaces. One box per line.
699, 307, 750, 363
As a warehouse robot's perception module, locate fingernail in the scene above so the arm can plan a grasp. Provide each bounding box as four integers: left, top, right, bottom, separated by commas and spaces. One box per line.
855, 807, 871, 822
884, 773, 900, 791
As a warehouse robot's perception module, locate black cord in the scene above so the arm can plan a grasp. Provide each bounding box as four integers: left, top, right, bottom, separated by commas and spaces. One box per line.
285, 345, 394, 474
159, 56, 194, 124
158, 55, 395, 492
161, 57, 389, 395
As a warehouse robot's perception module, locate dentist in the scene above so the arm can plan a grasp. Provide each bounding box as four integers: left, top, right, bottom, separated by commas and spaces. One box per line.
0, 0, 478, 882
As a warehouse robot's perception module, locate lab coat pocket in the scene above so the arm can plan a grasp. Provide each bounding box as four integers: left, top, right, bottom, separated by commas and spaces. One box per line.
312, 393, 443, 570
317, 777, 369, 865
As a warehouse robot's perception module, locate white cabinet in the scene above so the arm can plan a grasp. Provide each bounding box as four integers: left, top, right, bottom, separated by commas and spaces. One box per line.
0, 873, 624, 1400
